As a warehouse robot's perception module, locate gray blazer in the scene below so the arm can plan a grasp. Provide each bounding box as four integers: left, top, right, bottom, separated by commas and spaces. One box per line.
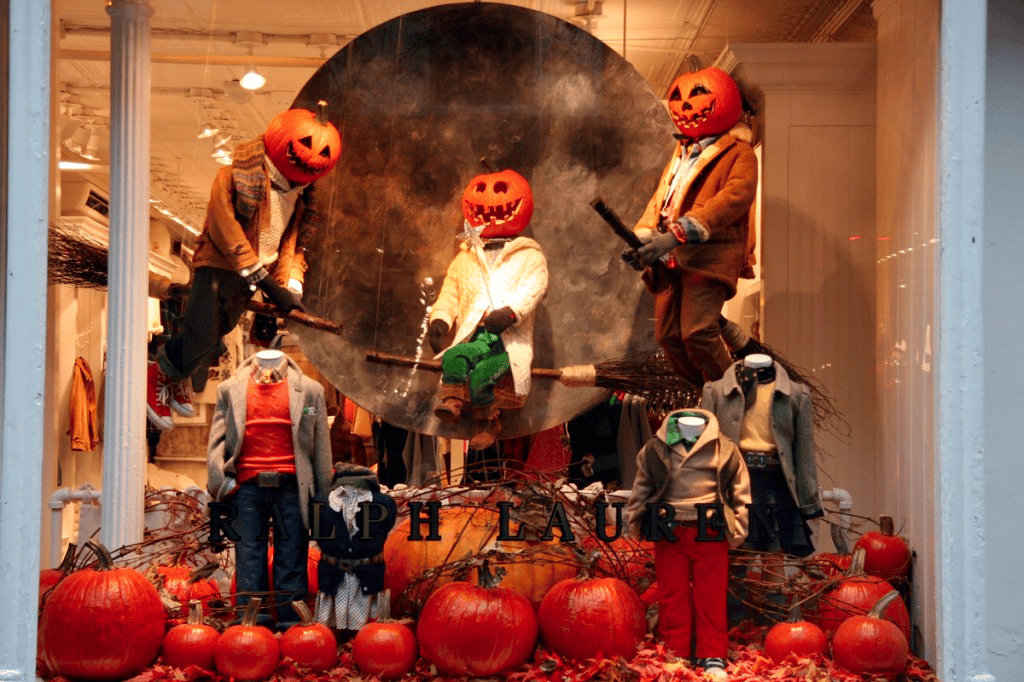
700, 361, 823, 519
207, 354, 333, 528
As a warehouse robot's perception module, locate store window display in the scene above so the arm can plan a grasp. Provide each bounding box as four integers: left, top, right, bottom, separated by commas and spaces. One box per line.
428, 168, 549, 450
625, 409, 751, 680
146, 103, 341, 430
207, 348, 333, 630
622, 67, 758, 386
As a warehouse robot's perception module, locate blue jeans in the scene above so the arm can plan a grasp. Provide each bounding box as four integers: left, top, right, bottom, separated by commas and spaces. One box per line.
232, 478, 309, 628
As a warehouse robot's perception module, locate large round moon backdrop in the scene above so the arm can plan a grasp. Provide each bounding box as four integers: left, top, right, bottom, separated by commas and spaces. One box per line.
291, 2, 676, 440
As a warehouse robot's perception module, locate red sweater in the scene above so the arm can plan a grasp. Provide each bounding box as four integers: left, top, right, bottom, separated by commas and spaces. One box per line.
235, 377, 296, 483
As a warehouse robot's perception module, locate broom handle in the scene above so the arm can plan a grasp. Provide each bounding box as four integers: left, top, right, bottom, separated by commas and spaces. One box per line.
365, 350, 564, 379
245, 299, 343, 335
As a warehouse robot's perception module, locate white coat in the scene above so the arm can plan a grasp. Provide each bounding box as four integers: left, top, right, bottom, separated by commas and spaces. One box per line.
429, 236, 548, 396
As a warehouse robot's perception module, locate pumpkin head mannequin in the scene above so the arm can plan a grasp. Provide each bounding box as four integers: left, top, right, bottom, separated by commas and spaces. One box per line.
461, 169, 534, 239
264, 100, 342, 185
666, 67, 743, 140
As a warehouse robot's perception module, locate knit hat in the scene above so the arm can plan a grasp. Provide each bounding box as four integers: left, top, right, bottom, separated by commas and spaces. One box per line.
331, 462, 379, 491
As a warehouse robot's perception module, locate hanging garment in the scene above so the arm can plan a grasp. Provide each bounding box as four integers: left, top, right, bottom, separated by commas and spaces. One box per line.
69, 357, 100, 452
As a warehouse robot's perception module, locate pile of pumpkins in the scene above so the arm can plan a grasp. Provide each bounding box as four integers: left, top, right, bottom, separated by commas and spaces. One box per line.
767, 516, 914, 678
36, 510, 915, 681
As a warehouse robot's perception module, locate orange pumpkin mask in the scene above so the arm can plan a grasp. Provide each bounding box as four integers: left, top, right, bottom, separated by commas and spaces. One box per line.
666, 67, 742, 140
461, 169, 534, 239
264, 101, 342, 185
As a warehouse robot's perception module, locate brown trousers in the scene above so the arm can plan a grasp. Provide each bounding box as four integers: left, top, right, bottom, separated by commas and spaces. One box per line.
652, 269, 733, 387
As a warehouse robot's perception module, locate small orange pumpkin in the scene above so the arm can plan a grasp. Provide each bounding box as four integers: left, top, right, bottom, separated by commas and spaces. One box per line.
461, 169, 534, 238
666, 67, 743, 140
264, 100, 342, 185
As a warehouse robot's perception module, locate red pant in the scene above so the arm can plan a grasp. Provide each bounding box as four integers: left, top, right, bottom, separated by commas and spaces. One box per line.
654, 524, 730, 659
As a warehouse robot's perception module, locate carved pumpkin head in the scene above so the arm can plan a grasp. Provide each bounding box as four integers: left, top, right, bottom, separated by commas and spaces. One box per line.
263, 101, 342, 185
461, 169, 534, 239
666, 67, 743, 140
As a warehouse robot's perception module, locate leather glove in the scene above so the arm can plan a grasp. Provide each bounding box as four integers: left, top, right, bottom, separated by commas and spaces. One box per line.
249, 267, 304, 312
636, 231, 682, 267
483, 306, 517, 334
428, 319, 450, 353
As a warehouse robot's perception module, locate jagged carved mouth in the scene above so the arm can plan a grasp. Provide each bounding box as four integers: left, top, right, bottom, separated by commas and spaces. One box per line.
671, 99, 716, 130
465, 197, 524, 225
286, 140, 331, 176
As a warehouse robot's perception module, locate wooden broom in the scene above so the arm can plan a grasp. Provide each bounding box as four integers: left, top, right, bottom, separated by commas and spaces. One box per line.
48, 222, 342, 335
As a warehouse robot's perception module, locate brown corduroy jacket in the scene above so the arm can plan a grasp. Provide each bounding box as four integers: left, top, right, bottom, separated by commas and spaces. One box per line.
634, 123, 758, 297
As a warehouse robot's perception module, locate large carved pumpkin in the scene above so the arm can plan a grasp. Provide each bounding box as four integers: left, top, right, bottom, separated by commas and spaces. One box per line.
264, 101, 341, 185
383, 505, 577, 615
666, 67, 743, 140
461, 168, 534, 238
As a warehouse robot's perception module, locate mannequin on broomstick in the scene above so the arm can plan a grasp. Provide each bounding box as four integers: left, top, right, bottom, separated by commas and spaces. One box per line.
622, 67, 759, 387
146, 102, 341, 430
427, 167, 548, 450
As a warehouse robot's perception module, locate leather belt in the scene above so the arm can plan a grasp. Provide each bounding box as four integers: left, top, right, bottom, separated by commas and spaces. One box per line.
743, 452, 780, 469
253, 472, 298, 488
321, 552, 383, 571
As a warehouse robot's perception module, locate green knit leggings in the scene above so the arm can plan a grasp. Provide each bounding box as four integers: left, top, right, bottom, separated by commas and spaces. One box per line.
441, 328, 511, 405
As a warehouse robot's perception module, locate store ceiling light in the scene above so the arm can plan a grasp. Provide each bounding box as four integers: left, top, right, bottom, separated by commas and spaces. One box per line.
239, 66, 266, 91
197, 120, 219, 139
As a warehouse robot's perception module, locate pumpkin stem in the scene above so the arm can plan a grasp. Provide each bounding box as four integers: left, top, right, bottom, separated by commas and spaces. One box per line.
187, 600, 205, 625
380, 588, 393, 622
84, 539, 115, 571
847, 546, 867, 577
241, 596, 263, 627
786, 602, 804, 623
57, 542, 77, 573
867, 590, 902, 619
479, 157, 495, 173
292, 599, 315, 625
478, 559, 507, 589
879, 515, 895, 536
315, 100, 329, 125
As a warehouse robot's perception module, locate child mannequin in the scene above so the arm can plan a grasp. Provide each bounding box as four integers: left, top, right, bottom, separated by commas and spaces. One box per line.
626, 408, 750, 681
207, 347, 332, 630
313, 463, 397, 640
701, 353, 822, 563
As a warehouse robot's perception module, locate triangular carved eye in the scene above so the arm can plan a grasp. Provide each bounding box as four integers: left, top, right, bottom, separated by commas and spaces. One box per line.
319, 146, 331, 159
688, 85, 710, 98
298, 135, 313, 149
494, 181, 509, 193
669, 86, 681, 102
475, 182, 487, 193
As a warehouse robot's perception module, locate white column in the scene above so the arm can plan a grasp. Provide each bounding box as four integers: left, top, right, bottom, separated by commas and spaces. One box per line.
937, 1, 992, 681
0, 0, 50, 677
101, 0, 153, 550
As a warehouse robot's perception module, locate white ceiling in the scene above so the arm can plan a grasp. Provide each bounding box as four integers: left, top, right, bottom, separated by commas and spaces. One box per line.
55, 0, 875, 243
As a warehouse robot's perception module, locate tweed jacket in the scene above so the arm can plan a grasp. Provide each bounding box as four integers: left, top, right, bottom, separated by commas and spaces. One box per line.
633, 123, 758, 296
191, 137, 321, 287
700, 361, 823, 519
207, 354, 333, 528
429, 236, 548, 396
626, 408, 751, 548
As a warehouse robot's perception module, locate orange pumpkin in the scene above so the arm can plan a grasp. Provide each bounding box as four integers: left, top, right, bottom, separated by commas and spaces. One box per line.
666, 67, 743, 140
461, 169, 534, 238
264, 100, 341, 185
383, 505, 577, 615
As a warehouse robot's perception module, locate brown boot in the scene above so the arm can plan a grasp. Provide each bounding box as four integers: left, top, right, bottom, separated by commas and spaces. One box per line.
468, 408, 501, 450
433, 397, 464, 423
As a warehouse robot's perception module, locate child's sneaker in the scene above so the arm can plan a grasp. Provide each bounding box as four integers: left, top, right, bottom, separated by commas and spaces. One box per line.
701, 658, 728, 681
146, 362, 174, 430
